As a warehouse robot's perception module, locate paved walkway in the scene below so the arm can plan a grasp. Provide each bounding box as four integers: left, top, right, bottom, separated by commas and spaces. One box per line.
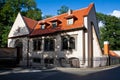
56, 64, 120, 72
0, 64, 120, 75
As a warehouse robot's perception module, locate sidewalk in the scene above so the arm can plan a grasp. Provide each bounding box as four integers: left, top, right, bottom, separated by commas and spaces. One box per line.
55, 64, 120, 72
0, 64, 120, 75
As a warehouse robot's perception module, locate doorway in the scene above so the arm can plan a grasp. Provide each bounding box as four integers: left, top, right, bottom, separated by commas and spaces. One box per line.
15, 40, 23, 64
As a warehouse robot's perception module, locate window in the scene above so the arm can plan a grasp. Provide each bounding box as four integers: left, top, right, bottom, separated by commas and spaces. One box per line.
44, 58, 54, 64
62, 36, 75, 50
33, 58, 41, 63
33, 39, 42, 51
52, 22, 57, 28
44, 38, 55, 51
41, 24, 45, 29
62, 37, 68, 50
33, 40, 37, 50
69, 37, 75, 49
67, 18, 74, 25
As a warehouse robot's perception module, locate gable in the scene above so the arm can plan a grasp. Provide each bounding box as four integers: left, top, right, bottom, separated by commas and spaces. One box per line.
8, 13, 30, 38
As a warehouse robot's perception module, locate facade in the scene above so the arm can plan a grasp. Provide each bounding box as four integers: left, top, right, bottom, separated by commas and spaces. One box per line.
8, 3, 108, 68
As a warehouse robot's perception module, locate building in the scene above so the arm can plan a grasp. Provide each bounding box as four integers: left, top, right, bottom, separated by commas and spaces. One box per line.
8, 3, 108, 68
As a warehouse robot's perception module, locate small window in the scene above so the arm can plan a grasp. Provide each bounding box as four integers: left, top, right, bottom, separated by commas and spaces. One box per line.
33, 58, 41, 63
67, 18, 74, 25
44, 58, 54, 64
41, 24, 45, 29
52, 22, 57, 28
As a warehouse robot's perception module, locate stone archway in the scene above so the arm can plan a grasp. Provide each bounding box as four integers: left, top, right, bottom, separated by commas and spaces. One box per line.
69, 57, 80, 68
15, 40, 23, 64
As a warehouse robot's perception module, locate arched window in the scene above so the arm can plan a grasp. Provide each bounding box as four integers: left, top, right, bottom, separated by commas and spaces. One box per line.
62, 36, 76, 50
62, 37, 68, 50
69, 37, 75, 49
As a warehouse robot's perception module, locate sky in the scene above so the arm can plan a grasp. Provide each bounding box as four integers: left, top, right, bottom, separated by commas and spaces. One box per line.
35, 0, 120, 18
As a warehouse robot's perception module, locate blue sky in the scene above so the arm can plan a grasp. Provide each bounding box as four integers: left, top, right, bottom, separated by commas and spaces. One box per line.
35, 0, 120, 17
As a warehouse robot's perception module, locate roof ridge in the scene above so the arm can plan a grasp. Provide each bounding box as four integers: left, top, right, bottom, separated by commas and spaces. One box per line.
22, 16, 38, 33
23, 16, 38, 22
30, 3, 95, 36
39, 3, 94, 22
39, 7, 89, 22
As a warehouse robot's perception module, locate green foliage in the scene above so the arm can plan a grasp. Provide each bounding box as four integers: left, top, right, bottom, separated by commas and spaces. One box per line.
97, 13, 120, 50
0, 0, 42, 24
0, 0, 5, 9
0, 0, 42, 47
1, 26, 10, 47
42, 15, 53, 19
57, 5, 69, 15
23, 8, 42, 20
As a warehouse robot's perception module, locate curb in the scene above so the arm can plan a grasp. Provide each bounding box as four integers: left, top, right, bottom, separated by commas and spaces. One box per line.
55, 64, 120, 71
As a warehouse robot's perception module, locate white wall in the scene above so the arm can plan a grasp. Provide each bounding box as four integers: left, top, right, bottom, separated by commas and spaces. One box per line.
29, 30, 86, 67
87, 5, 107, 67
8, 13, 29, 38
8, 37, 29, 66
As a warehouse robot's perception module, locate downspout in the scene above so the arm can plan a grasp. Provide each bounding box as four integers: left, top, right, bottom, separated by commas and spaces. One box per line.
88, 22, 93, 68
82, 29, 86, 64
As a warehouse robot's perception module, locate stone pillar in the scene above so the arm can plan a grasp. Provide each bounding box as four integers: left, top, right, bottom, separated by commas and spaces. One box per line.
54, 34, 61, 66
41, 37, 45, 67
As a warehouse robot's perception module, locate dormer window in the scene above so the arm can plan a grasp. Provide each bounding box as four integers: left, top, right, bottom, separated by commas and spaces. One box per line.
50, 18, 61, 28
41, 24, 45, 29
67, 18, 74, 25
65, 14, 77, 25
39, 21, 49, 30
52, 22, 57, 28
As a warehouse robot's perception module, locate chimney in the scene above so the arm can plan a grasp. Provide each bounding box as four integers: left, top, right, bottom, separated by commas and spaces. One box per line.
104, 41, 109, 55
68, 9, 72, 15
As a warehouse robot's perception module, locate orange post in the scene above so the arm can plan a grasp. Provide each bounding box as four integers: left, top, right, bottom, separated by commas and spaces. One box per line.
104, 41, 109, 55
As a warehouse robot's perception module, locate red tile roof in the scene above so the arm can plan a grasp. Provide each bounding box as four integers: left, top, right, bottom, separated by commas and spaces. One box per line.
23, 16, 38, 33
109, 50, 120, 58
30, 3, 94, 36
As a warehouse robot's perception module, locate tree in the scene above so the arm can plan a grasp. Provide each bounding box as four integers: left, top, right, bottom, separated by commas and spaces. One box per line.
42, 15, 53, 19
0, 0, 42, 47
97, 13, 120, 50
1, 25, 10, 47
0, 0, 5, 9
0, 0, 42, 24
23, 8, 42, 20
57, 5, 69, 15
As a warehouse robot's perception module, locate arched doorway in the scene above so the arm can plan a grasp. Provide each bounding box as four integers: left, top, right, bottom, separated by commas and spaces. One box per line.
15, 40, 23, 64
69, 57, 80, 68
59, 57, 66, 67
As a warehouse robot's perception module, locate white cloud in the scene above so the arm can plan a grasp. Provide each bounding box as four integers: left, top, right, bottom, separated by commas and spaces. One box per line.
111, 10, 120, 18
98, 21, 104, 27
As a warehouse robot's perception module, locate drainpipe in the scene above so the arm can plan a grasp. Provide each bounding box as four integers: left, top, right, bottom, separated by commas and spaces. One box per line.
88, 23, 93, 68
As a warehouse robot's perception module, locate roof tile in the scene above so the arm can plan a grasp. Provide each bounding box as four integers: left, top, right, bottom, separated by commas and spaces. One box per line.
23, 16, 38, 33
30, 3, 94, 36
